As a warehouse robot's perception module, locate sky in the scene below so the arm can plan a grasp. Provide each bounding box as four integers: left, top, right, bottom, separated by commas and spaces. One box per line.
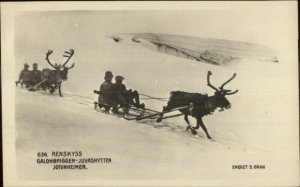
15, 4, 297, 49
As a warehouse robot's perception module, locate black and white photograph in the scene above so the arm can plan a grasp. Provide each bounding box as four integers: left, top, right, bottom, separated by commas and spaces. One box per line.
2, 1, 299, 186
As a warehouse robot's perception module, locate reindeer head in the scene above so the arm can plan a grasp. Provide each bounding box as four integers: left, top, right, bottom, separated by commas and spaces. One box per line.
206, 71, 238, 112
46, 49, 75, 81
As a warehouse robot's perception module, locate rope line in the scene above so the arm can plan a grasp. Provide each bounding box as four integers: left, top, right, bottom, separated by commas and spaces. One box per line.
139, 93, 169, 101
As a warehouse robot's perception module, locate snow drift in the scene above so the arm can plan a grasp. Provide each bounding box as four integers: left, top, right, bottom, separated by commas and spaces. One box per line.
108, 33, 278, 65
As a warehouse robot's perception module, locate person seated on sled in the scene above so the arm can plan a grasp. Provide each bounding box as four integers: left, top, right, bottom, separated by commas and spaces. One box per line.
114, 75, 145, 109
94, 71, 119, 112
29, 63, 42, 86
98, 71, 115, 104
17, 63, 31, 87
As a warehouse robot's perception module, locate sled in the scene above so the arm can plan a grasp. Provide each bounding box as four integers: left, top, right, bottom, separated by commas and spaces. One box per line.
93, 101, 157, 116
93, 101, 190, 122
93, 89, 193, 122
28, 79, 48, 91
15, 81, 24, 87
16, 79, 47, 90
93, 100, 188, 121
123, 105, 189, 121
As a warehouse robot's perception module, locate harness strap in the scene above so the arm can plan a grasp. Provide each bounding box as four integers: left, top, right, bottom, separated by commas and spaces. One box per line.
139, 94, 169, 101
31, 79, 48, 89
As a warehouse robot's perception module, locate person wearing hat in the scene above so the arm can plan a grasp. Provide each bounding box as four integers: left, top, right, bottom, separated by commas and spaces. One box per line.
114, 75, 126, 93
17, 63, 31, 87
113, 75, 129, 109
100, 71, 114, 94
113, 75, 145, 109
29, 63, 42, 86
95, 71, 118, 110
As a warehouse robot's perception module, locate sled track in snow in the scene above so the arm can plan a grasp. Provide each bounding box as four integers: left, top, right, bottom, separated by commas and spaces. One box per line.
54, 92, 261, 151
63, 91, 188, 132
16, 88, 275, 155
65, 92, 277, 154
29, 89, 212, 140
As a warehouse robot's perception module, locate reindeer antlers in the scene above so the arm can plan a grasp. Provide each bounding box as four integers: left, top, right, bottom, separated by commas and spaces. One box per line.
207, 71, 238, 95
62, 49, 74, 67
45, 49, 75, 70
220, 73, 238, 95
46, 50, 53, 58
207, 71, 219, 91
224, 89, 238, 95
45, 50, 58, 70
67, 63, 75, 69
219, 73, 237, 90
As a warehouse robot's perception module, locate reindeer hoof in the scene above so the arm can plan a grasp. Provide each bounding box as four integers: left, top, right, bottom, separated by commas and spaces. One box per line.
156, 116, 162, 123
186, 126, 191, 131
191, 128, 197, 135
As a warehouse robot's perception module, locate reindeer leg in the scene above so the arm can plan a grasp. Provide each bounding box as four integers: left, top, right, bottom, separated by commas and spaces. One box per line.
58, 82, 62, 97
49, 85, 56, 94
196, 117, 212, 139
41, 81, 47, 91
189, 118, 199, 135
184, 114, 192, 131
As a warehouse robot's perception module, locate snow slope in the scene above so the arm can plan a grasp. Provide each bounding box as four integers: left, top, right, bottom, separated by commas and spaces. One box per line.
15, 33, 298, 184
14, 88, 289, 183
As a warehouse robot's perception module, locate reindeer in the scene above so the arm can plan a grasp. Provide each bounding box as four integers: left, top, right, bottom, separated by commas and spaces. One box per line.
156, 71, 238, 139
41, 49, 75, 97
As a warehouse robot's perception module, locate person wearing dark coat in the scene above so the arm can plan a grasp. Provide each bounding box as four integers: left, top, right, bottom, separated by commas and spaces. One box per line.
29, 63, 42, 86
96, 71, 116, 105
17, 63, 31, 87
94, 71, 121, 113
113, 75, 145, 109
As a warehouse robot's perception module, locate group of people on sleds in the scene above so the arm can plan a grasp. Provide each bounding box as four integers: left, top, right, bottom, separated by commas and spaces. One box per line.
94, 71, 145, 114
18, 63, 145, 113
16, 63, 42, 88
